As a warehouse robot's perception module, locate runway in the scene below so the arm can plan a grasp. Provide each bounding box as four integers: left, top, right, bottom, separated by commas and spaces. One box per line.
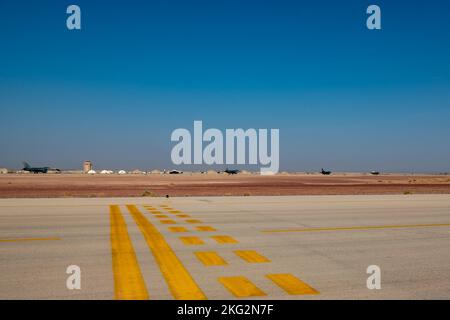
1, 195, 450, 299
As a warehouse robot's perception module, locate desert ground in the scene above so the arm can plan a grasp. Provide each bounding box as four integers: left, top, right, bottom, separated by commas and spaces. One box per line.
0, 173, 449, 198
1, 195, 450, 299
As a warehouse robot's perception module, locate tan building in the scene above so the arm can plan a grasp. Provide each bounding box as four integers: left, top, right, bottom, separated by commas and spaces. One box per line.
83, 161, 93, 173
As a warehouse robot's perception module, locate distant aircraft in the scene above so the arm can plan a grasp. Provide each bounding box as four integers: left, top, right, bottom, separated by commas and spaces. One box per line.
321, 168, 331, 175
169, 170, 182, 174
370, 171, 380, 175
22, 162, 60, 174
223, 168, 240, 175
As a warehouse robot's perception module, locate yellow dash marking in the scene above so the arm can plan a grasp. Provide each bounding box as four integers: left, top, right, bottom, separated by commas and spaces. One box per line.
266, 274, 319, 295
155, 215, 169, 218
109, 205, 149, 300
219, 276, 266, 297
0, 237, 60, 243
186, 219, 202, 224
126, 205, 206, 300
196, 226, 216, 232
168, 210, 182, 214
234, 250, 270, 263
177, 214, 191, 218
149, 211, 162, 214
211, 235, 238, 244
262, 223, 450, 233
195, 252, 227, 266
169, 226, 189, 233
180, 236, 204, 245
160, 219, 176, 224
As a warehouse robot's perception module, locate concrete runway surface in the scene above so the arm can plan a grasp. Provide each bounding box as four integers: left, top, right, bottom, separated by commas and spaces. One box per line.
1, 195, 450, 300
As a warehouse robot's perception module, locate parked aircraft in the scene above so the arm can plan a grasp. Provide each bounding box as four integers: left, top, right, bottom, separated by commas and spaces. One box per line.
22, 162, 60, 174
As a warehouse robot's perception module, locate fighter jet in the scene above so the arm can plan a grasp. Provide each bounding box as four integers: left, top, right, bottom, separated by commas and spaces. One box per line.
223, 168, 240, 175
321, 168, 331, 175
22, 162, 60, 174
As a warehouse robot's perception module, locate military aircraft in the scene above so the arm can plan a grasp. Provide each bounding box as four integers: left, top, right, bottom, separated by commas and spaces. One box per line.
223, 168, 240, 175
22, 162, 60, 174
370, 171, 380, 175
321, 168, 331, 175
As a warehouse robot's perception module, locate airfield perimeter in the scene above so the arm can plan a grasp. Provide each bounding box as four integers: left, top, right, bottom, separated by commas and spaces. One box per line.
0, 173, 450, 198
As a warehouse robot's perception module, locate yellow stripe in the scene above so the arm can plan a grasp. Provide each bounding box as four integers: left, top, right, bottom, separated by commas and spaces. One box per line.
211, 235, 238, 244
126, 205, 206, 300
266, 274, 319, 295
263, 222, 450, 233
177, 214, 191, 218
160, 219, 176, 224
195, 252, 227, 266
186, 219, 202, 224
155, 215, 169, 218
180, 236, 205, 245
219, 276, 266, 297
168, 210, 182, 214
196, 226, 216, 232
169, 226, 189, 233
234, 250, 270, 263
109, 205, 149, 300
0, 237, 60, 243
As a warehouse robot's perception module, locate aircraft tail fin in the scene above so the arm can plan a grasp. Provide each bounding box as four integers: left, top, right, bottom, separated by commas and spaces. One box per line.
22, 162, 31, 169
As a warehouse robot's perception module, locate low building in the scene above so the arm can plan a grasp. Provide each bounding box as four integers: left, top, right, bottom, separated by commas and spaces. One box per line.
0, 168, 9, 174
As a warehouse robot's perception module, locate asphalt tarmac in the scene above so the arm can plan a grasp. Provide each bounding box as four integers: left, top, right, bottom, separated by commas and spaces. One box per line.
1, 195, 450, 299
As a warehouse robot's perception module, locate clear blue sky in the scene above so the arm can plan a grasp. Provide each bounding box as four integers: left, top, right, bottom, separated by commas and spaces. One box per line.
1, 0, 449, 172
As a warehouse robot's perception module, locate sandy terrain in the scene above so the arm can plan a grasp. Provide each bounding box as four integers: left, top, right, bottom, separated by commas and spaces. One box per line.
0, 173, 449, 198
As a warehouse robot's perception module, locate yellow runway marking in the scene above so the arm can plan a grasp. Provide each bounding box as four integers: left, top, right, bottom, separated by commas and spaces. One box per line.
180, 236, 205, 245
169, 226, 189, 233
211, 235, 238, 244
186, 219, 202, 224
160, 219, 176, 224
195, 252, 228, 266
266, 274, 319, 295
109, 205, 149, 300
219, 276, 266, 297
177, 214, 191, 218
127, 205, 206, 300
196, 226, 217, 232
0, 237, 60, 243
155, 215, 169, 218
262, 222, 450, 233
234, 250, 270, 263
